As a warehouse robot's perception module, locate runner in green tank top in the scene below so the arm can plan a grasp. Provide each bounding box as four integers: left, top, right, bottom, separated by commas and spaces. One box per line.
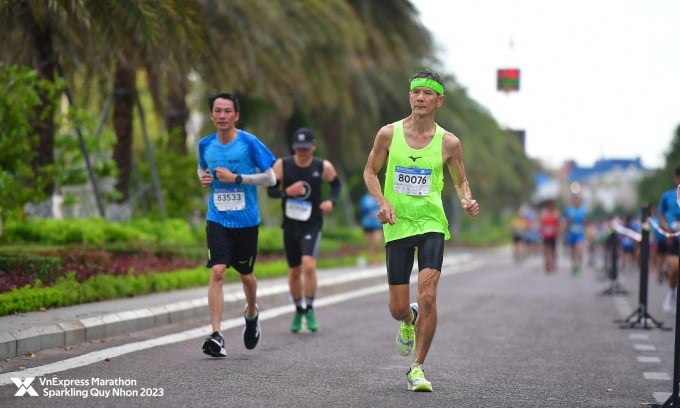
364, 69, 480, 392
383, 120, 450, 243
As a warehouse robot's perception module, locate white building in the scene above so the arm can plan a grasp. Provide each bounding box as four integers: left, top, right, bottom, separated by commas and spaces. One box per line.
559, 158, 650, 212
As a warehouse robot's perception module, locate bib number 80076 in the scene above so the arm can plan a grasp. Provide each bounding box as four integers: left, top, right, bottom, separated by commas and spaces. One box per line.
397, 173, 428, 184
393, 166, 431, 196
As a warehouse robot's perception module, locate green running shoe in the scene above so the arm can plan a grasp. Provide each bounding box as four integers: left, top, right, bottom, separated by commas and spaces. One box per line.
305, 309, 319, 332
290, 310, 304, 333
396, 303, 418, 356
407, 365, 433, 392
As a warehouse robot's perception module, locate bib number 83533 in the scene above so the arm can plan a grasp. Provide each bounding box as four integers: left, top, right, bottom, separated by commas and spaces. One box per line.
213, 187, 245, 211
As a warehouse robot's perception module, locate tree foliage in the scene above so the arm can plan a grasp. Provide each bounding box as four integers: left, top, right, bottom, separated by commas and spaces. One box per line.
638, 125, 680, 206
0, 0, 540, 224
0, 64, 63, 216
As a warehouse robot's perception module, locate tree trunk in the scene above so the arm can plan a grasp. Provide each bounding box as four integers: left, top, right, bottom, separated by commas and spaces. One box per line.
112, 56, 136, 202
165, 73, 188, 155
28, 16, 57, 197
144, 62, 164, 118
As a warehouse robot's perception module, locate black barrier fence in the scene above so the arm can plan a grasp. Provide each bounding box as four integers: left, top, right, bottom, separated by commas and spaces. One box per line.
606, 203, 679, 407
601, 228, 628, 296
653, 254, 680, 407
653, 202, 680, 407
616, 204, 667, 330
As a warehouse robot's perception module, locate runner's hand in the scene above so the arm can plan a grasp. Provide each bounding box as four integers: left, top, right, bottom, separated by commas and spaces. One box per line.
461, 198, 480, 216
378, 202, 396, 225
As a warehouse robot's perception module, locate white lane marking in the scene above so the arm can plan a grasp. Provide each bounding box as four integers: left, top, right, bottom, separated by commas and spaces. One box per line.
654, 391, 672, 402
637, 356, 661, 363
644, 372, 671, 381
634, 344, 657, 351
0, 258, 481, 385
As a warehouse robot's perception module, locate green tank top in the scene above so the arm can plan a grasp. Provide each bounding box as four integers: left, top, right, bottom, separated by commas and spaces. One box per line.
383, 120, 450, 243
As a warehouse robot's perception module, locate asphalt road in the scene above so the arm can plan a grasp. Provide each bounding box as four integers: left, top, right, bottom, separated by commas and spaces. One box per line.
1, 246, 678, 407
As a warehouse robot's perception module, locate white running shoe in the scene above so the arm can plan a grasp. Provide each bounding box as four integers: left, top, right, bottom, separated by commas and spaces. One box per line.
663, 291, 676, 313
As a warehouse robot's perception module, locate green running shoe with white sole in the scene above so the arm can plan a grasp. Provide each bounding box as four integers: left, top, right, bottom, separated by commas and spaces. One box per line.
395, 303, 418, 356
407, 365, 433, 392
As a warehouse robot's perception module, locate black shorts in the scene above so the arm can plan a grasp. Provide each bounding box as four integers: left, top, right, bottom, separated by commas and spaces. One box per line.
657, 238, 667, 255
363, 226, 383, 234
283, 223, 322, 267
543, 237, 557, 250
206, 221, 258, 274
385, 232, 444, 285
666, 237, 679, 257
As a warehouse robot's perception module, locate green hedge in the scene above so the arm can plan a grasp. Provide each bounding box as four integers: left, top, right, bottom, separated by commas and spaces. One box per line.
0, 255, 369, 316
1, 217, 200, 246
0, 218, 364, 254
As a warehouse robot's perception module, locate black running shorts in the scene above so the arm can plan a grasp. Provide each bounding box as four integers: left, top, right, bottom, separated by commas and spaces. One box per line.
206, 221, 258, 274
385, 232, 444, 285
666, 236, 679, 257
283, 223, 322, 267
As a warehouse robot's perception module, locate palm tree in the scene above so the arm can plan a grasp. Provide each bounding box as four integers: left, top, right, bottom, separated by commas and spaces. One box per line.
310, 0, 436, 169
0, 0, 204, 204
82, 1, 203, 202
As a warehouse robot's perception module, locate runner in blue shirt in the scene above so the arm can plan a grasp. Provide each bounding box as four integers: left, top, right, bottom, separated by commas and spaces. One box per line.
649, 204, 667, 283
657, 168, 680, 312
197, 93, 276, 357
563, 195, 588, 276
360, 193, 384, 253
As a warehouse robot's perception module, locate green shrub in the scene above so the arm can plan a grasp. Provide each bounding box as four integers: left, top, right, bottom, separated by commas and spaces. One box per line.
0, 266, 207, 315
257, 226, 285, 254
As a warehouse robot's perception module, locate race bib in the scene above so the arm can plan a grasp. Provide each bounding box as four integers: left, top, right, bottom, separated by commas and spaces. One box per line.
213, 187, 245, 211
393, 166, 431, 196
285, 198, 312, 221
569, 224, 583, 234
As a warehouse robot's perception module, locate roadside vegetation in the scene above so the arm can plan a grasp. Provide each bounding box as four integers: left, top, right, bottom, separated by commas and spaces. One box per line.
0, 217, 508, 316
